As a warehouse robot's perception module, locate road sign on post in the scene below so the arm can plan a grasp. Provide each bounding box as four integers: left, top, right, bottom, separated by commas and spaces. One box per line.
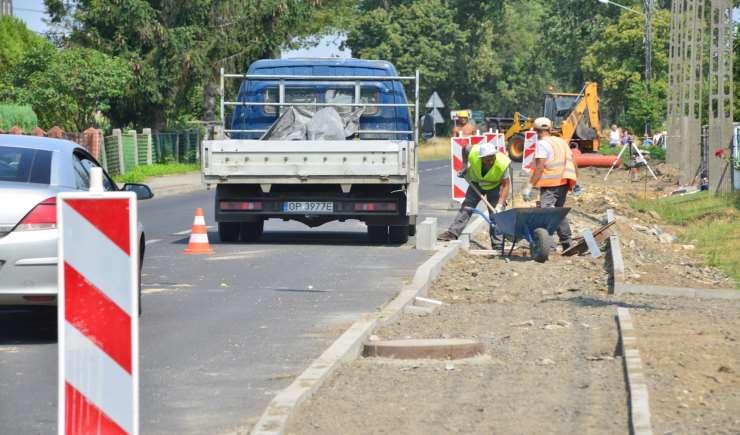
57, 168, 138, 435
425, 91, 444, 109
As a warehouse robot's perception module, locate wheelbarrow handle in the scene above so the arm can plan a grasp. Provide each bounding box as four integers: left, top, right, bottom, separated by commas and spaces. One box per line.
464, 206, 493, 226
468, 183, 497, 215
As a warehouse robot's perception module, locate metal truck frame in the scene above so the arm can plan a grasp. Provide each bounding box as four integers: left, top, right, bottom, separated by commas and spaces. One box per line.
202, 64, 420, 244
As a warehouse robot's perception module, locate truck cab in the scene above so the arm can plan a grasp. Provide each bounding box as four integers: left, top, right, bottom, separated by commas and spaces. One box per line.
202, 59, 420, 244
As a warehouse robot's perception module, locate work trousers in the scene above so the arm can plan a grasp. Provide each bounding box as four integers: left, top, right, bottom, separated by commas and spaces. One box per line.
447, 183, 503, 248
539, 184, 572, 247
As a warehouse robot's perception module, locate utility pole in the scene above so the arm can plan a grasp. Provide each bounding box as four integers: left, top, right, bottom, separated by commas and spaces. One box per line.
0, 0, 13, 16
643, 0, 652, 84
643, 0, 653, 136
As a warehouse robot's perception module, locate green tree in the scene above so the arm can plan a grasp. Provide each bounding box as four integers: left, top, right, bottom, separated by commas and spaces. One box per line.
346, 0, 468, 110
622, 81, 666, 134
44, 0, 351, 129
346, 0, 553, 118
0, 16, 53, 76
2, 45, 132, 130
581, 7, 670, 125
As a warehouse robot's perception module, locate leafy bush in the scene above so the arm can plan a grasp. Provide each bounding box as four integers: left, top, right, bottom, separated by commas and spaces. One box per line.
0, 104, 37, 131
647, 146, 665, 161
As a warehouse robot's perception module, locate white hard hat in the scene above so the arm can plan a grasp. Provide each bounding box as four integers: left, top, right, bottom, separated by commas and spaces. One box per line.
533, 117, 552, 130
479, 142, 495, 158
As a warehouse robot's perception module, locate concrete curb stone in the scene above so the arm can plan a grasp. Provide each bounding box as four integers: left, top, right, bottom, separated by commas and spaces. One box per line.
617, 307, 654, 435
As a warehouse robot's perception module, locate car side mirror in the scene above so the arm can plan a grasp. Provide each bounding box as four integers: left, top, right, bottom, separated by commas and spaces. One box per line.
122, 183, 154, 200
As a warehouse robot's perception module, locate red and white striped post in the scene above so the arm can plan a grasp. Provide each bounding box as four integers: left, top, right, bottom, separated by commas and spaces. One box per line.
521, 129, 538, 173
57, 168, 138, 435
450, 136, 471, 201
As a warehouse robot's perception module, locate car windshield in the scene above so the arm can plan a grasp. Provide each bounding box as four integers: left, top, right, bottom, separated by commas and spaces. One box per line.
0, 145, 52, 184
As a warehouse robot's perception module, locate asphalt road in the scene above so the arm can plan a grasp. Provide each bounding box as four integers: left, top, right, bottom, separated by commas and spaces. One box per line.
0, 160, 463, 434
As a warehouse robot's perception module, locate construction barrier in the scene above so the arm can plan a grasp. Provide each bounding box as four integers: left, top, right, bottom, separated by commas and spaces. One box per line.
58, 173, 138, 435
522, 130, 537, 172
450, 136, 470, 201
484, 131, 507, 155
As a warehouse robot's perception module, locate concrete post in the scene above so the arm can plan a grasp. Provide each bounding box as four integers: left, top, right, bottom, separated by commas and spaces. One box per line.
113, 128, 125, 174
142, 128, 153, 164
415, 217, 437, 251
127, 129, 138, 167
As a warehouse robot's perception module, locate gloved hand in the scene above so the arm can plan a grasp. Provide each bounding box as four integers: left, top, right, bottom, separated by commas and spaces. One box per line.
573, 184, 582, 197
494, 203, 504, 213
521, 182, 534, 201
457, 168, 467, 178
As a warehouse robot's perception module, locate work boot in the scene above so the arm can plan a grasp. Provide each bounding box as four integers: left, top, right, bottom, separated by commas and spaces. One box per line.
437, 230, 458, 241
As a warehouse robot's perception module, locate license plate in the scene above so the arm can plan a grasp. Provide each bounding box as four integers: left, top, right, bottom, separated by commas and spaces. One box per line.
283, 201, 334, 213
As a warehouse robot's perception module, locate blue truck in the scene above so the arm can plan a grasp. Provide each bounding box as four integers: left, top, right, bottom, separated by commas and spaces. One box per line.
201, 59, 420, 243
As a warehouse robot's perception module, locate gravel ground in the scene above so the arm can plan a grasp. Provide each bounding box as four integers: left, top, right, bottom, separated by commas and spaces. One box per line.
619, 294, 740, 435
287, 250, 630, 435
284, 165, 737, 435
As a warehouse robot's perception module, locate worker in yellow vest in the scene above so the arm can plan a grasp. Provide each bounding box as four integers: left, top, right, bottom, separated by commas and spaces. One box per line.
521, 117, 578, 250
438, 142, 511, 249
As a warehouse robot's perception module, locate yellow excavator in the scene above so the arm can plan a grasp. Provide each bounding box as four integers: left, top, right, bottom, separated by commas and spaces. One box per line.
491, 82, 601, 162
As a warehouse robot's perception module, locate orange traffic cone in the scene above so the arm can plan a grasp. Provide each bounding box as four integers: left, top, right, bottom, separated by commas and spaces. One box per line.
184, 208, 213, 254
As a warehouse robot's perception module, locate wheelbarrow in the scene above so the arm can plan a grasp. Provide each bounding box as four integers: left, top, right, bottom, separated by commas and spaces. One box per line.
467, 206, 571, 262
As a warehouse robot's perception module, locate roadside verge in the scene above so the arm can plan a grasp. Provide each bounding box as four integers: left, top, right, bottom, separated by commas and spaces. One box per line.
605, 210, 739, 300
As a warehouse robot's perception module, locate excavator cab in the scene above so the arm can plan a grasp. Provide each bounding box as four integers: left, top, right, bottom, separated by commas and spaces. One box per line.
543, 82, 600, 153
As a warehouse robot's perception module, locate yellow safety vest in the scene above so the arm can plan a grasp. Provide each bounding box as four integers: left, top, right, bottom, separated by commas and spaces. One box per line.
535, 136, 577, 189
468, 148, 511, 191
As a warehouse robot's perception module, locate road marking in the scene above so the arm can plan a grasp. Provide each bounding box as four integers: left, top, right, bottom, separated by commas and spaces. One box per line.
420, 164, 448, 173
206, 250, 267, 261
173, 225, 214, 236
145, 239, 162, 246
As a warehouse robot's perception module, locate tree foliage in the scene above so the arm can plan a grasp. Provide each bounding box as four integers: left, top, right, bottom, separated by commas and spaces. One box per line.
44, 0, 351, 129
581, 7, 670, 125
347, 0, 674, 133
0, 16, 53, 76
2, 45, 132, 130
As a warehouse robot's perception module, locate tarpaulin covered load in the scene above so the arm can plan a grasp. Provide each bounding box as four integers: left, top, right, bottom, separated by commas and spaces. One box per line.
260, 107, 364, 141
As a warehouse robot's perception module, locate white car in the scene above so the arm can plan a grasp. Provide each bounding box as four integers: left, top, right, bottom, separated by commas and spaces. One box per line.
0, 135, 152, 308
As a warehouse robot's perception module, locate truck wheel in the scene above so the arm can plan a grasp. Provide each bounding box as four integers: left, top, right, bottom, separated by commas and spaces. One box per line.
530, 227, 553, 263
408, 224, 416, 237
240, 220, 264, 242
389, 225, 409, 244
367, 225, 389, 244
218, 222, 240, 242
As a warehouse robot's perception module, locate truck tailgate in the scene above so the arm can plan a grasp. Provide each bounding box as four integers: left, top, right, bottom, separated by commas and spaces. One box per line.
203, 140, 413, 181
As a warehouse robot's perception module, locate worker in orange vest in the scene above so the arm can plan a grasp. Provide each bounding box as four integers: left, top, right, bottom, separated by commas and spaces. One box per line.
521, 117, 579, 250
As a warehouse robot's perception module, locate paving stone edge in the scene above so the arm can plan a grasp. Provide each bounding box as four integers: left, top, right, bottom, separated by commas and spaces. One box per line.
617, 307, 654, 435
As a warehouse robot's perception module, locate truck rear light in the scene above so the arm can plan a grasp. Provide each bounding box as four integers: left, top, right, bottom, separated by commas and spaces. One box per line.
220, 200, 263, 211
15, 197, 57, 231
354, 202, 397, 212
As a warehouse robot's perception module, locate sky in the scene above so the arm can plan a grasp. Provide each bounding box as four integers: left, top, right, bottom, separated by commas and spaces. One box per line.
12, 0, 48, 33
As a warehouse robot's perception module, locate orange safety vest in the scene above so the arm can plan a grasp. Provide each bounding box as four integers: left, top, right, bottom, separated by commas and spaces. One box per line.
535, 136, 577, 189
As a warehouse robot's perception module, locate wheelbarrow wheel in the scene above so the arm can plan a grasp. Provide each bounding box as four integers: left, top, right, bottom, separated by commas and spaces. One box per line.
530, 228, 553, 263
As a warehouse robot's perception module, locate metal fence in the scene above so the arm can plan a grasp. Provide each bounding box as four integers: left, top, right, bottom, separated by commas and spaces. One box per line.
97, 128, 201, 176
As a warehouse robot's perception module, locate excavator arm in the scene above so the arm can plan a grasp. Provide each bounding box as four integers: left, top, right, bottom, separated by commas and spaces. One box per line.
559, 82, 601, 152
